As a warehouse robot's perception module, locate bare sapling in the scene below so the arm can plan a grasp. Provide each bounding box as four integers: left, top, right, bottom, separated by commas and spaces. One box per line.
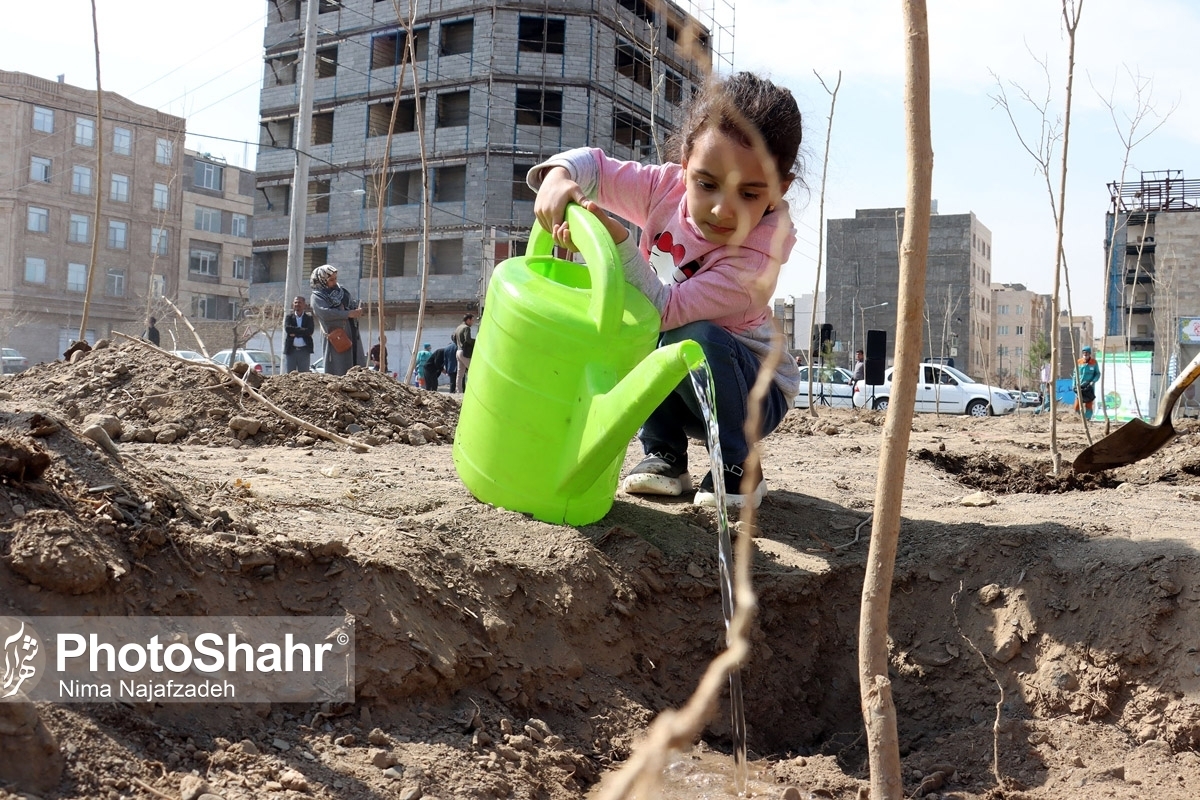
858, 2, 932, 797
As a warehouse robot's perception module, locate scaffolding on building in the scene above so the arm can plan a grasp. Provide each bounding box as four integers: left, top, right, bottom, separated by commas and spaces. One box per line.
1108, 169, 1200, 213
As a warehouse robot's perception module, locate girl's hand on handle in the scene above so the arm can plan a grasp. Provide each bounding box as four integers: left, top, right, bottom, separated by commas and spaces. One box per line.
534, 167, 587, 248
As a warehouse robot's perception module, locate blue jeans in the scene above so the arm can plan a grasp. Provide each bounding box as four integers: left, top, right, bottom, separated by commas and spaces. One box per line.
639, 321, 788, 466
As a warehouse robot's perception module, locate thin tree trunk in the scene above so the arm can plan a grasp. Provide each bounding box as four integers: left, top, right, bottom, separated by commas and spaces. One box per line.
807, 71, 841, 417
859, 3, 930, 798
1049, 0, 1082, 475
403, 0, 434, 385
78, 0, 106, 347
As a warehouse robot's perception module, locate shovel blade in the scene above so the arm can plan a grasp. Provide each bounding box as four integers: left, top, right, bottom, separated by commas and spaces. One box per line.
1072, 418, 1177, 473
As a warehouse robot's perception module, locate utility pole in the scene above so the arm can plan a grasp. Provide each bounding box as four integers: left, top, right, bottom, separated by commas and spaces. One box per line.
283, 0, 319, 311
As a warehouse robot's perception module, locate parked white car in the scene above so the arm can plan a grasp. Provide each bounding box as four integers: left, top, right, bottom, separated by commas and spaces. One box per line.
1, 347, 29, 374
853, 363, 1017, 416
793, 365, 857, 409
211, 349, 281, 375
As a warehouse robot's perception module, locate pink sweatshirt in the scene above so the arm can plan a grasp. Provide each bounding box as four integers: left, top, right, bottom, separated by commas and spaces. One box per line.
530, 147, 801, 399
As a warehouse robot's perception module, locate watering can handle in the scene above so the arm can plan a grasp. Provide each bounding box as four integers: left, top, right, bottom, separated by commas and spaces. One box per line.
528, 203, 625, 337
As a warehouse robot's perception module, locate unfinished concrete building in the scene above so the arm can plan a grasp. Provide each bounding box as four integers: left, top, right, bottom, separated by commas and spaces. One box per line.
1105, 170, 1200, 414
250, 0, 730, 353
824, 207, 994, 377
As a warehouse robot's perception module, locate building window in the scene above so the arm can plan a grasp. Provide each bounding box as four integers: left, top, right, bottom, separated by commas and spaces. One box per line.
75, 117, 95, 147
515, 88, 562, 127
261, 117, 295, 149
72, 165, 93, 195
195, 207, 222, 233
231, 214, 248, 238
107, 220, 128, 250
232, 256, 247, 280
371, 28, 428, 68
156, 138, 174, 165
430, 238, 463, 275
69, 213, 90, 243
33, 106, 54, 133
1016, 304, 1024, 315
518, 16, 565, 54
312, 112, 334, 145
316, 46, 338, 78
618, 0, 655, 23
150, 275, 167, 297
433, 165, 466, 202
27, 206, 49, 233
368, 170, 419, 207
360, 242, 408, 277
151, 227, 169, 256
106, 268, 126, 297
615, 40, 652, 89
1016, 325, 1024, 335
266, 54, 298, 86
437, 91, 470, 127
613, 111, 652, 154
24, 256, 47, 283
997, 325, 1008, 336
368, 98, 420, 137
308, 179, 331, 213
665, 71, 683, 104
195, 160, 224, 191
31, 156, 51, 183
997, 304, 1008, 314
190, 248, 220, 276
153, 182, 170, 210
113, 126, 132, 155
68, 262, 88, 292
110, 173, 130, 203
512, 164, 536, 202
440, 20, 473, 55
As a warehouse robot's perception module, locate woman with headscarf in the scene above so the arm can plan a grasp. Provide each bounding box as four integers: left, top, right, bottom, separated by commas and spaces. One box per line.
310, 264, 364, 376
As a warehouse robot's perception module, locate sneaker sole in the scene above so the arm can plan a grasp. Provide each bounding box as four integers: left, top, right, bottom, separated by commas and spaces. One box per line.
694, 480, 766, 510
622, 472, 692, 497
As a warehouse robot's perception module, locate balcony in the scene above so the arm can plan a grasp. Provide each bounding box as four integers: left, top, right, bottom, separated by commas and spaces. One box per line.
1125, 240, 1155, 255
1122, 304, 1153, 315
1124, 269, 1154, 284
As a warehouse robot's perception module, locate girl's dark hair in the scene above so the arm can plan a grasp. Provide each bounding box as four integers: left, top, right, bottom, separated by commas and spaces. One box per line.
669, 72, 804, 186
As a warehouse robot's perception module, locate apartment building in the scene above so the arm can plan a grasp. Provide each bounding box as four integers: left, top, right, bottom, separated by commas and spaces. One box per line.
824, 207, 993, 376
177, 151, 255, 350
0, 70, 185, 365
990, 282, 1050, 388
250, 0, 727, 354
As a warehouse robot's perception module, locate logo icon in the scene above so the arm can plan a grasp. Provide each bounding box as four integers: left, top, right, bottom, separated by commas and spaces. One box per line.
0, 617, 45, 699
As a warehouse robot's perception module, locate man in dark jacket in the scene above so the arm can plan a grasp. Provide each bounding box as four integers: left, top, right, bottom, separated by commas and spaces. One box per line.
283, 296, 315, 373
443, 340, 458, 393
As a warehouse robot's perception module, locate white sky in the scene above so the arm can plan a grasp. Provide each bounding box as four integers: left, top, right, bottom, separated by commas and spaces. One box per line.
5, 0, 1197, 326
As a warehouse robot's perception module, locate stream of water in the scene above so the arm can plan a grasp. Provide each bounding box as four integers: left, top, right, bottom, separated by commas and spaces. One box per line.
689, 364, 748, 795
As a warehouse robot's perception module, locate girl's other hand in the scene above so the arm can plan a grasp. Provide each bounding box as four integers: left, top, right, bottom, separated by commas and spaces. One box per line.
556, 200, 629, 253
534, 167, 586, 244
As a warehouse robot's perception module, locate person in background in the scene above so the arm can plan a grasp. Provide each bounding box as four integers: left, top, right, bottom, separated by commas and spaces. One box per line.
369, 343, 386, 372
851, 349, 865, 383
144, 317, 161, 347
1075, 344, 1100, 421
423, 344, 446, 392
414, 343, 433, 388
442, 339, 458, 393
531, 71, 802, 510
453, 314, 475, 394
283, 296, 314, 373
310, 264, 364, 377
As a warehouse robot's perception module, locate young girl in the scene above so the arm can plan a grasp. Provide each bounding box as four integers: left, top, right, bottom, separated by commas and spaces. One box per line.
529, 72, 803, 510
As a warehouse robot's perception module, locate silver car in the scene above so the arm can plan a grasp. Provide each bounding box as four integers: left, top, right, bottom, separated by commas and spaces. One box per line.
793, 365, 857, 408
1, 347, 28, 374
211, 349, 281, 376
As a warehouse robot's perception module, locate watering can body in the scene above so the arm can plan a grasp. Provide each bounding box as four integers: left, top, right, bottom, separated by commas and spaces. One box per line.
453, 205, 703, 525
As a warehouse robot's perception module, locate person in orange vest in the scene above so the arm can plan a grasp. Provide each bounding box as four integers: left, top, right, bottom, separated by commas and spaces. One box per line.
1074, 345, 1100, 421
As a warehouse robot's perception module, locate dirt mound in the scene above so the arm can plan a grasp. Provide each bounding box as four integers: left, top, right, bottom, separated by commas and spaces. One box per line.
913, 448, 1119, 493
1, 340, 459, 448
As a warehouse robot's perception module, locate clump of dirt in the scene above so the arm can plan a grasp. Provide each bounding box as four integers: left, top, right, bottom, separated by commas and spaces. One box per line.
1, 340, 459, 448
913, 448, 1119, 493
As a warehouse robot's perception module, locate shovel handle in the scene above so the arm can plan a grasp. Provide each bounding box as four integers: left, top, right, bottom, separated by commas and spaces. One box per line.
1158, 350, 1200, 425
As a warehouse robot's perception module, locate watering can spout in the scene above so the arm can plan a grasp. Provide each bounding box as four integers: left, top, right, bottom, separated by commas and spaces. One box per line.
559, 339, 706, 496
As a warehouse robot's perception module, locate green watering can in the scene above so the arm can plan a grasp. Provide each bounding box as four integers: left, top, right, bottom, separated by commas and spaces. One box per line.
453, 204, 704, 525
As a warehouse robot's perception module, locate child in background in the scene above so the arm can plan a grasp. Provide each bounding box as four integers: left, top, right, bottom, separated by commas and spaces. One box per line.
530, 72, 803, 509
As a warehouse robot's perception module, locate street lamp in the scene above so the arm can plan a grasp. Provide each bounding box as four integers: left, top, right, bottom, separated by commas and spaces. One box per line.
860, 301, 889, 357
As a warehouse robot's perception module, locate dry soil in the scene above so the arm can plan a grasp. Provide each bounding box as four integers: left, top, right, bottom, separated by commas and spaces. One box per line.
3, 340, 1200, 800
